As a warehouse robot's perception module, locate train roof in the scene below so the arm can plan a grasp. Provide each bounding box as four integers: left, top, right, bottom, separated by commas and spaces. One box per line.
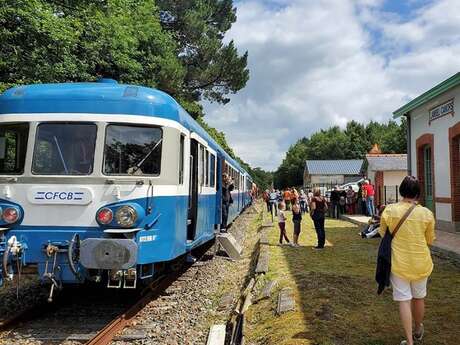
0, 80, 247, 175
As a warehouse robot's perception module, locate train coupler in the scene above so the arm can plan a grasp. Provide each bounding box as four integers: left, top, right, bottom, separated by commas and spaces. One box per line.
123, 268, 137, 289
0, 232, 6, 287
107, 270, 123, 288
1, 235, 27, 294
107, 268, 137, 289
43, 244, 62, 302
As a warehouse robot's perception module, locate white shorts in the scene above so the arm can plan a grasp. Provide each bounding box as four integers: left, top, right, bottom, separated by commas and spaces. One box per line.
390, 273, 428, 301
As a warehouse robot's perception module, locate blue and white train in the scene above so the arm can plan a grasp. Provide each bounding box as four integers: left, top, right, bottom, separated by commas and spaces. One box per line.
0, 79, 253, 298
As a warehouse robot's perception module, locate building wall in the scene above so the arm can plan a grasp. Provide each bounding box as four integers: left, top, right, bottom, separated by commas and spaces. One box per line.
367, 170, 376, 185
384, 171, 406, 186
311, 175, 344, 185
410, 84, 460, 231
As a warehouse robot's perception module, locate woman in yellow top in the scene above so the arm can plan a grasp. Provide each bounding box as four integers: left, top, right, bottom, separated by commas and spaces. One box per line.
379, 176, 436, 345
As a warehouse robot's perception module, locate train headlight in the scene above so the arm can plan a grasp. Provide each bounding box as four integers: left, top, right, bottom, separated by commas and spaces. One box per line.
3, 207, 20, 224
97, 208, 113, 225
115, 206, 137, 228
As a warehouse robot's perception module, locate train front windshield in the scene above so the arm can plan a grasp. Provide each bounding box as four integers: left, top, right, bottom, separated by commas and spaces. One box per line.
103, 125, 162, 176
32, 123, 97, 175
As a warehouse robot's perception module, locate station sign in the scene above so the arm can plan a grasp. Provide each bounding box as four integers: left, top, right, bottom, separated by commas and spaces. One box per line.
429, 99, 454, 124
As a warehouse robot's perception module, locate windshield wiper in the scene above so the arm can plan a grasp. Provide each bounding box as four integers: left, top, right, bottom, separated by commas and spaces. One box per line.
53, 136, 69, 174
129, 139, 163, 175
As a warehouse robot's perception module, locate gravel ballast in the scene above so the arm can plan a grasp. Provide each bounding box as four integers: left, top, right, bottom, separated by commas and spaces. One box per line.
113, 205, 262, 345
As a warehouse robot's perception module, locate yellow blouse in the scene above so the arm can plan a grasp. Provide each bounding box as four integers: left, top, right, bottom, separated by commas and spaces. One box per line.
379, 202, 436, 282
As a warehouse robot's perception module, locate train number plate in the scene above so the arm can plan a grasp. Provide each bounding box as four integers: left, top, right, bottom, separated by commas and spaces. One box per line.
27, 187, 93, 205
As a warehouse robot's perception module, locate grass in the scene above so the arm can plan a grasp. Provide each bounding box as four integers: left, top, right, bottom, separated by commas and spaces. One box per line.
245, 210, 460, 345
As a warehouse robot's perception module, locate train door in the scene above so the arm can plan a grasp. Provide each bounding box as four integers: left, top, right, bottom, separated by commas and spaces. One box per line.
238, 174, 242, 211
187, 139, 199, 241
215, 155, 223, 228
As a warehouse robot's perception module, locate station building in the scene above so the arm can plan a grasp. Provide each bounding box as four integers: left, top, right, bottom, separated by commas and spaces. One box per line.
303, 160, 364, 186
366, 144, 407, 206
393, 72, 460, 232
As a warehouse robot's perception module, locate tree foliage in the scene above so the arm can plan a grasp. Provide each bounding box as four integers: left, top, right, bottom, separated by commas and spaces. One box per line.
157, 0, 249, 116
274, 118, 407, 189
0, 0, 185, 93
0, 0, 261, 184
198, 117, 272, 191
0, 0, 249, 118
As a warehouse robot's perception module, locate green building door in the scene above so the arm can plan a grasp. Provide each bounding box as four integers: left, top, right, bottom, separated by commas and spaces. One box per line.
423, 146, 434, 211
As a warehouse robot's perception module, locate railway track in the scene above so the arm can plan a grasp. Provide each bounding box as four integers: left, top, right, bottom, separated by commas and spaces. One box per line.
0, 241, 214, 345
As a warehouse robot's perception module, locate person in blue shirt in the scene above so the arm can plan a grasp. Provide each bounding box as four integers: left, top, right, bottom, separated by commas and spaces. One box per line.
269, 189, 278, 217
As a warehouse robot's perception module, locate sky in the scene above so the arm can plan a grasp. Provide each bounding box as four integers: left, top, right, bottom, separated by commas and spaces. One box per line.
202, 0, 460, 171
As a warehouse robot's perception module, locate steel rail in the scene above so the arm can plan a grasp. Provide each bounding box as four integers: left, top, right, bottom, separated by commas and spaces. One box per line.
0, 242, 213, 344
85, 273, 176, 345
0, 302, 46, 332
85, 244, 212, 345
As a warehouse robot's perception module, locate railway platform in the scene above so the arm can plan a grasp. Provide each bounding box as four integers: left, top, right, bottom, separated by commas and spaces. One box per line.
240, 209, 460, 345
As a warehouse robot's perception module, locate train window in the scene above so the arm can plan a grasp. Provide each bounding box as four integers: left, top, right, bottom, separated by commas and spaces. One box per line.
200, 145, 205, 186
0, 123, 29, 175
179, 135, 185, 184
32, 123, 97, 175
103, 125, 162, 176
210, 154, 215, 188
205, 150, 209, 186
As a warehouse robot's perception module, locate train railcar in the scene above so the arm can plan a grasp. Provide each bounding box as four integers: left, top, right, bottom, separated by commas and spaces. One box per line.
0, 79, 252, 299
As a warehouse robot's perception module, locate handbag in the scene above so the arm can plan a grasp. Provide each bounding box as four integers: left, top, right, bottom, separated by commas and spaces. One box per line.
375, 203, 416, 294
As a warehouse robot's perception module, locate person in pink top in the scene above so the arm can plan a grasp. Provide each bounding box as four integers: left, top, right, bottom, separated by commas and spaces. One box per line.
362, 179, 375, 216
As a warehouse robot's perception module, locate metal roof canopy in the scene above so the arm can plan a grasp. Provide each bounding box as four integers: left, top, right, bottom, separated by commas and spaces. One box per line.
393, 72, 460, 118
305, 160, 364, 175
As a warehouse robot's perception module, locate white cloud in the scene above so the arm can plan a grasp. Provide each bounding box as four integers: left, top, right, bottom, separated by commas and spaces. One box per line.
203, 0, 460, 170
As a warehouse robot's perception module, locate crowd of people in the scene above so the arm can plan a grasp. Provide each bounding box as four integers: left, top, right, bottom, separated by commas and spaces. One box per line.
261, 176, 436, 345
329, 179, 376, 218
262, 178, 378, 222
262, 187, 326, 249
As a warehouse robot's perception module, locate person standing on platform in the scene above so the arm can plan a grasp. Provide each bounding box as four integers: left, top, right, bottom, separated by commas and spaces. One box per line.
269, 189, 278, 218
299, 190, 308, 214
221, 173, 234, 232
263, 189, 270, 212
339, 188, 347, 216
356, 182, 363, 214
291, 188, 299, 206
310, 188, 328, 249
330, 186, 340, 219
277, 202, 290, 245
292, 203, 302, 247
378, 176, 435, 345
307, 189, 313, 211
346, 186, 356, 214
283, 189, 292, 211
363, 179, 375, 216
